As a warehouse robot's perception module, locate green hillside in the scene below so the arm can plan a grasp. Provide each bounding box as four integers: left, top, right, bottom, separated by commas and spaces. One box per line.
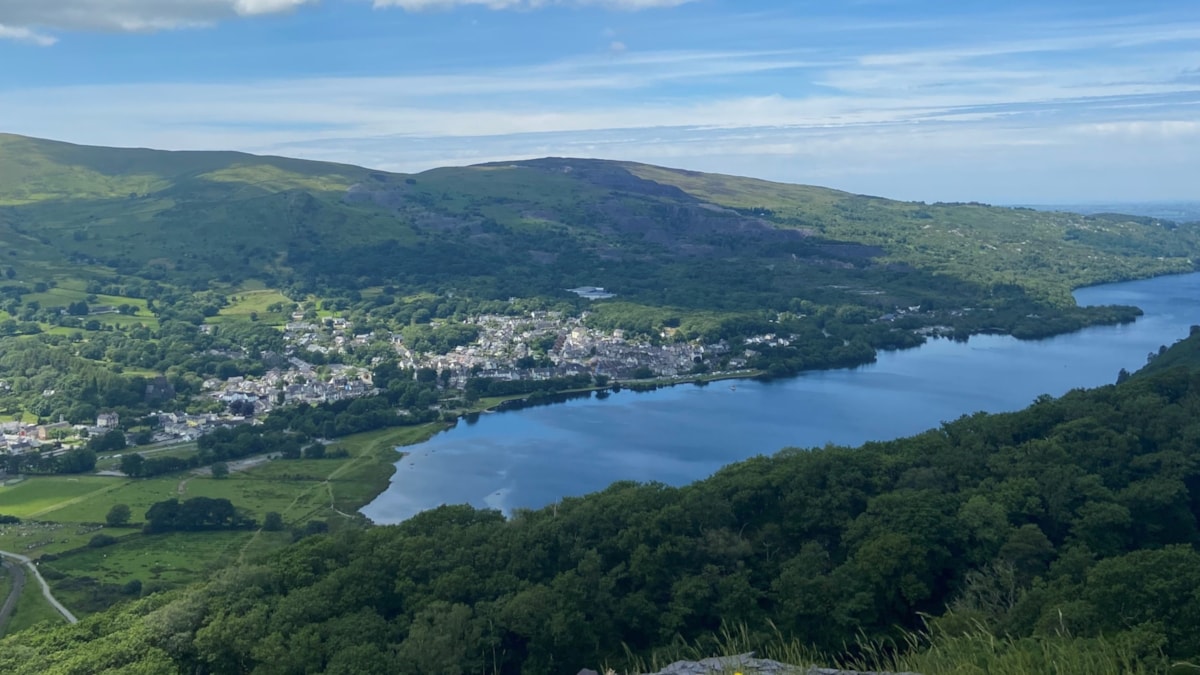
1, 135, 1196, 308
0, 133, 1195, 421
4, 329, 1200, 675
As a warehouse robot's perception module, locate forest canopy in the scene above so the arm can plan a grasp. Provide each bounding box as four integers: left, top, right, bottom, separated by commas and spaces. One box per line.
3, 333, 1199, 674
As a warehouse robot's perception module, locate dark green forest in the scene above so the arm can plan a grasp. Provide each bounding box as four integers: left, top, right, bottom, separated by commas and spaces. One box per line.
4, 332, 1200, 674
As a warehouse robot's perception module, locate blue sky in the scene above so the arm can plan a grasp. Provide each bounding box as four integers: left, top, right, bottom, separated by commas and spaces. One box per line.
0, 0, 1197, 203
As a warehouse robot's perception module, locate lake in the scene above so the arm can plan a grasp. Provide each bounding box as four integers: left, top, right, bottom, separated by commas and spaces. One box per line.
362, 272, 1200, 524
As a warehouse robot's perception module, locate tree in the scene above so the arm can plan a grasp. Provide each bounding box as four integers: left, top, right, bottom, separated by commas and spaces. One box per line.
263, 512, 284, 531
106, 503, 132, 527
120, 453, 146, 477
211, 462, 230, 479
57, 448, 97, 474
89, 429, 128, 453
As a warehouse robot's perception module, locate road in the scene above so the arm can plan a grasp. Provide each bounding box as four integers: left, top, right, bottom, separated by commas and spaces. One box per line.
191, 452, 280, 477
0, 550, 78, 625
0, 557, 26, 634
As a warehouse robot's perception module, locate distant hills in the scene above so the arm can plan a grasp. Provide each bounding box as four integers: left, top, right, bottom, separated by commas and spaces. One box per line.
1, 132, 1197, 327
1022, 201, 1200, 223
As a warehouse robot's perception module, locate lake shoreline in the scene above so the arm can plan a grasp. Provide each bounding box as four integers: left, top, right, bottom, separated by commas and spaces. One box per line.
362, 271, 1200, 524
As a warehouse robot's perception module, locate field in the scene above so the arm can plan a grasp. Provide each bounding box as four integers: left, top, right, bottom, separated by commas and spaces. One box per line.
0, 476, 122, 520
5, 277, 159, 333
23, 281, 148, 312
48, 528, 254, 590
0, 422, 447, 624
207, 288, 294, 326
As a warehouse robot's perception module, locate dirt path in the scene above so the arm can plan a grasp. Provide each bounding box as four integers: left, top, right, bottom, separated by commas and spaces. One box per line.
0, 557, 26, 635
234, 454, 352, 565
0, 550, 77, 625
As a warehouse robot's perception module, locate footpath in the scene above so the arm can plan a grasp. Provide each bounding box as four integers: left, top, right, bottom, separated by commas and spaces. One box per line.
0, 557, 26, 634
0, 549, 78, 626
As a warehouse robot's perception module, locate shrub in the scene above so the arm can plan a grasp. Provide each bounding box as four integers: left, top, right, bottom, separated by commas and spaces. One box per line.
88, 534, 117, 548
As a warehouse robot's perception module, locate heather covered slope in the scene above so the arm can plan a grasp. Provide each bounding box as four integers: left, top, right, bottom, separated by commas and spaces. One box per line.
3, 332, 1198, 674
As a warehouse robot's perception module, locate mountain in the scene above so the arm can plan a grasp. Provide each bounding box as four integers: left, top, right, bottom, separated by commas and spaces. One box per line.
2, 133, 1196, 313
0, 133, 1197, 421
3, 135, 1199, 672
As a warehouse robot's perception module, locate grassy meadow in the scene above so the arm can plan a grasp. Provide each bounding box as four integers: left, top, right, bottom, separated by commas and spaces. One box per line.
207, 288, 294, 326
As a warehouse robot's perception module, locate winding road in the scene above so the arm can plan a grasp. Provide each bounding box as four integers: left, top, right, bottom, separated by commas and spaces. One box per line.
0, 557, 26, 634
0, 550, 78, 625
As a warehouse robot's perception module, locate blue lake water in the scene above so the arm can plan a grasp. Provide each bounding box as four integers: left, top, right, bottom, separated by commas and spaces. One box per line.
362, 272, 1200, 523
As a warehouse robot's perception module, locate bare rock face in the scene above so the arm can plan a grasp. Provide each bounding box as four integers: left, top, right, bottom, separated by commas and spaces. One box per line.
620, 653, 918, 675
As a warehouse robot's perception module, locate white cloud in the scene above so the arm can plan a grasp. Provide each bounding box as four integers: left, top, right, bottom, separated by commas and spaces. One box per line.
1, 9, 1197, 202
1073, 120, 1200, 139
0, 23, 57, 46
0, 0, 691, 42
371, 0, 694, 9
0, 0, 314, 36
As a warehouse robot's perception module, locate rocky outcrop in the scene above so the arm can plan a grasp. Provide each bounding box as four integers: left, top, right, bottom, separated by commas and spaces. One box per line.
577, 653, 917, 675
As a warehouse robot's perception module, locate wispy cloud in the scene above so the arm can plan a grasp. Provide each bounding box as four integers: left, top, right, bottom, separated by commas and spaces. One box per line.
0, 0, 692, 43
0, 23, 56, 46
0, 0, 315, 35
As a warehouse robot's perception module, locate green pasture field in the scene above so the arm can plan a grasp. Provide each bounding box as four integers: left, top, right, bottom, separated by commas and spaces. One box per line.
12, 277, 158, 333
23, 280, 149, 313
207, 288, 293, 325
0, 476, 120, 520
42, 478, 183, 525
0, 422, 442, 620
46, 530, 253, 591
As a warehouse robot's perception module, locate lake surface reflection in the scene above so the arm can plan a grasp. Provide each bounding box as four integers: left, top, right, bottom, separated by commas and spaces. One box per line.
362, 272, 1200, 523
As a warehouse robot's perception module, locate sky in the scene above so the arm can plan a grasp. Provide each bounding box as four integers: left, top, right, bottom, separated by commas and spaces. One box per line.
0, 0, 1197, 203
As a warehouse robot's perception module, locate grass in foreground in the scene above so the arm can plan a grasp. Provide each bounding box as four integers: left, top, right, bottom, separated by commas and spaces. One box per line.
618, 622, 1185, 675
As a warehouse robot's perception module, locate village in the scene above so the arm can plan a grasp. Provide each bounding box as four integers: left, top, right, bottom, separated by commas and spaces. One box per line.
2, 309, 795, 457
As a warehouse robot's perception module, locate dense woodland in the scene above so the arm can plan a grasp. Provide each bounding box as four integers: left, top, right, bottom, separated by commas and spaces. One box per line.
3, 332, 1199, 674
